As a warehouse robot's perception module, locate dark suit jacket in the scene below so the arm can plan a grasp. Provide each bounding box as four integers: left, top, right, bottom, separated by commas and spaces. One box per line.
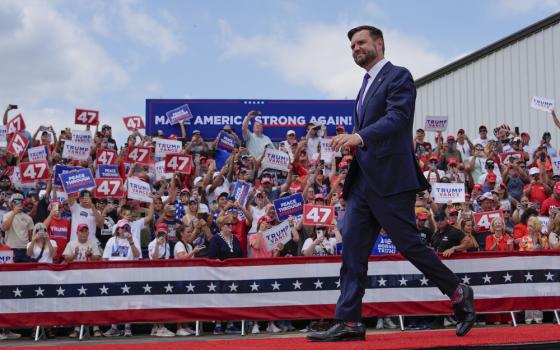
343, 61, 429, 198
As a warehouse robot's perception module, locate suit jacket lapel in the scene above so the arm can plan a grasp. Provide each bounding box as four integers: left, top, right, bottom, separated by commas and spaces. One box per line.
358, 62, 393, 130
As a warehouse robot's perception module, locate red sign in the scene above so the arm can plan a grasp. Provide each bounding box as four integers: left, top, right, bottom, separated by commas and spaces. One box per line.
96, 148, 118, 165
164, 154, 192, 174
74, 109, 99, 125
7, 114, 26, 134
474, 210, 504, 233
123, 116, 145, 131
303, 204, 335, 227
500, 151, 523, 165
19, 161, 51, 183
125, 146, 152, 165
94, 178, 124, 199
7, 132, 29, 158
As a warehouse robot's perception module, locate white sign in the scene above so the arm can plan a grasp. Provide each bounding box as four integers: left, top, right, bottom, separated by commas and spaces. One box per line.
0, 249, 14, 264
154, 138, 182, 158
62, 141, 92, 161
0, 126, 7, 142
262, 148, 290, 172
531, 96, 555, 112
320, 139, 335, 163
72, 130, 93, 144
424, 116, 448, 132
127, 177, 153, 203
537, 216, 549, 234
28, 146, 48, 162
262, 221, 292, 251
551, 157, 560, 176
432, 182, 465, 204
155, 161, 173, 182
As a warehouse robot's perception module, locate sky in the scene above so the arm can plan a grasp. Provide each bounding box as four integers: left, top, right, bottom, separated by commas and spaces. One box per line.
1, 0, 560, 145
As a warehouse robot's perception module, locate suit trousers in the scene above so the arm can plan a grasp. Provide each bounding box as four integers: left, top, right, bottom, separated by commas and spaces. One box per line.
335, 166, 460, 321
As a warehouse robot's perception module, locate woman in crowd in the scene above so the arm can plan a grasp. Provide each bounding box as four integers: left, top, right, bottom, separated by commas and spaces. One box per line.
548, 213, 560, 250
442, 218, 479, 257
102, 220, 140, 337
512, 207, 539, 247
519, 217, 549, 324
302, 226, 339, 256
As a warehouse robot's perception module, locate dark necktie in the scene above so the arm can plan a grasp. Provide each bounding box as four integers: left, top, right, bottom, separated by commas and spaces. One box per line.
357, 72, 370, 118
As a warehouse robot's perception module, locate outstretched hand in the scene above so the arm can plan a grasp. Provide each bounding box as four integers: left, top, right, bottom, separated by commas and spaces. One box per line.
330, 134, 362, 152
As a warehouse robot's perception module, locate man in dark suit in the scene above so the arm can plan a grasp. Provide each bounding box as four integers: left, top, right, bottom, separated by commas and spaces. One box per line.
307, 25, 475, 342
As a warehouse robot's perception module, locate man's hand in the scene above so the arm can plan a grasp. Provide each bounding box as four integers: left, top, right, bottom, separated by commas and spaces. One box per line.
330, 133, 362, 152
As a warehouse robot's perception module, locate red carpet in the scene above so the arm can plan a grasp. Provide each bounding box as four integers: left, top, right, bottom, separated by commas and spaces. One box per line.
3, 325, 560, 350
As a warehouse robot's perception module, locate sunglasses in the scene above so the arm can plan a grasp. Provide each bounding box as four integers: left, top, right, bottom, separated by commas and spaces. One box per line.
256, 195, 264, 198
223, 223, 233, 227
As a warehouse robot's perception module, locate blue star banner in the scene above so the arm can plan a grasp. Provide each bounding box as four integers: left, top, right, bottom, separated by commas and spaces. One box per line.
0, 252, 558, 327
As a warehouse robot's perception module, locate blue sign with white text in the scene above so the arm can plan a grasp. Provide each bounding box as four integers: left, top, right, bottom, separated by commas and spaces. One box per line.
59, 168, 95, 195
53, 165, 82, 187
145, 99, 355, 141
273, 193, 305, 222
97, 165, 120, 178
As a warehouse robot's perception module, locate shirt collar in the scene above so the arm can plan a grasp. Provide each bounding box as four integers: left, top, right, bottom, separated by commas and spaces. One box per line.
367, 58, 388, 82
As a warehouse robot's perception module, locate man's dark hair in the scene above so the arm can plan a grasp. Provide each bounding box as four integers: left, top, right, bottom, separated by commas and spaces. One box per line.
347, 25, 385, 53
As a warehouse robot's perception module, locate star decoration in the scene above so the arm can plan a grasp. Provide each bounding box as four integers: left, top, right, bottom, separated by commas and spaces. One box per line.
503, 273, 512, 283
378, 277, 387, 287
461, 275, 471, 285
143, 284, 152, 293
271, 281, 281, 291
292, 280, 302, 290
207, 282, 217, 292
78, 286, 87, 296
420, 276, 429, 286
99, 285, 109, 295
121, 284, 130, 294
56, 286, 65, 296
164, 283, 174, 293
335, 279, 341, 288
13, 288, 22, 297
313, 280, 323, 289
250, 282, 259, 292
186, 283, 195, 293
35, 287, 45, 297
524, 272, 534, 282
482, 274, 492, 284
398, 277, 408, 286
228, 283, 238, 292
545, 272, 554, 281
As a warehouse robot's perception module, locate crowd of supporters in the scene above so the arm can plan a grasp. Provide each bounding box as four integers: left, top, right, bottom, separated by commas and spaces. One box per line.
1, 104, 559, 340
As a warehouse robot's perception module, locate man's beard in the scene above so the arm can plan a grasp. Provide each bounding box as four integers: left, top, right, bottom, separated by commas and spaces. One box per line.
354, 48, 377, 68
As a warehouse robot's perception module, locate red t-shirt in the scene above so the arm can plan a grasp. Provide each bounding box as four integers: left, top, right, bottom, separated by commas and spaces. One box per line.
48, 217, 71, 262
539, 196, 560, 216
523, 183, 548, 204
231, 219, 249, 257
485, 234, 513, 251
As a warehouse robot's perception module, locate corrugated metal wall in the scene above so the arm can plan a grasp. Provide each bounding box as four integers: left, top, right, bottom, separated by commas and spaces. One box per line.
415, 21, 560, 144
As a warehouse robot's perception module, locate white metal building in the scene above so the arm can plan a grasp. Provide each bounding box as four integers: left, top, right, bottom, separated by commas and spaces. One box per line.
415, 12, 560, 144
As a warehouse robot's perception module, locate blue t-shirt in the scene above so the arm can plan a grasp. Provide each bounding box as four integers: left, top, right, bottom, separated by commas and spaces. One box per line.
371, 234, 397, 255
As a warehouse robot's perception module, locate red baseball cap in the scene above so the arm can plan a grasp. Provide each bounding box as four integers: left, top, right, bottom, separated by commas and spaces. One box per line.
258, 216, 275, 226
77, 223, 89, 232
447, 135, 456, 142
487, 173, 497, 183
448, 157, 458, 165
473, 184, 483, 191
314, 193, 325, 200
429, 155, 438, 162
156, 223, 168, 233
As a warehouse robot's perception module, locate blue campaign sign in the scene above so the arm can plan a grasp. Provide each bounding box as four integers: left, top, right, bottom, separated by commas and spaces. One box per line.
145, 99, 355, 141
231, 181, 251, 207
216, 131, 237, 152
97, 165, 120, 178
59, 168, 95, 194
53, 165, 82, 186
273, 193, 305, 222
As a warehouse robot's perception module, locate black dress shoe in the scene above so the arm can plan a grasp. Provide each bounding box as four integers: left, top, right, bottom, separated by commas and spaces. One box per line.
307, 322, 365, 342
452, 284, 476, 336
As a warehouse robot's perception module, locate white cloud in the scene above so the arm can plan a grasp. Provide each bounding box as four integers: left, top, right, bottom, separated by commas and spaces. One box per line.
496, 0, 560, 14
0, 1, 128, 108
220, 21, 448, 99
120, 2, 183, 61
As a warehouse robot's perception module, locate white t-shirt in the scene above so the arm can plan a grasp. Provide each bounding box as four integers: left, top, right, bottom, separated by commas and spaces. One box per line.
206, 179, 231, 205
111, 218, 145, 247
70, 203, 97, 242
306, 136, 322, 158
102, 236, 138, 261
173, 241, 193, 258
423, 169, 445, 184
148, 239, 170, 260
249, 205, 267, 233
456, 141, 471, 161
26, 240, 57, 263
301, 237, 337, 256
246, 132, 273, 159
63, 240, 102, 261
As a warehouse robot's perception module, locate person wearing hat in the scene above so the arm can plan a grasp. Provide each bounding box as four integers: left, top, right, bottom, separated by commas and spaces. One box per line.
473, 125, 494, 148
67, 190, 104, 242
99, 124, 117, 151
523, 167, 551, 205
456, 129, 474, 162
248, 189, 269, 235
423, 155, 444, 184
415, 209, 434, 247
185, 129, 209, 156
305, 121, 324, 158
477, 159, 502, 186
2, 193, 34, 262
208, 191, 230, 235
441, 135, 462, 171
431, 211, 465, 253
205, 164, 231, 205
444, 157, 465, 183
539, 181, 560, 217
242, 110, 273, 158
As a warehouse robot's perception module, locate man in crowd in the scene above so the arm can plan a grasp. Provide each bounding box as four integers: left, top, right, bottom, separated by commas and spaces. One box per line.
242, 110, 273, 158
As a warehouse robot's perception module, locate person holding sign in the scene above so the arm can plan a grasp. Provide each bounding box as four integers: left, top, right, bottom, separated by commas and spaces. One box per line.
301, 225, 338, 256
309, 25, 475, 342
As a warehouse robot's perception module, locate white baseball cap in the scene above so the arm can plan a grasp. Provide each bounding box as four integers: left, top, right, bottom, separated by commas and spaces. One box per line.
529, 167, 540, 176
